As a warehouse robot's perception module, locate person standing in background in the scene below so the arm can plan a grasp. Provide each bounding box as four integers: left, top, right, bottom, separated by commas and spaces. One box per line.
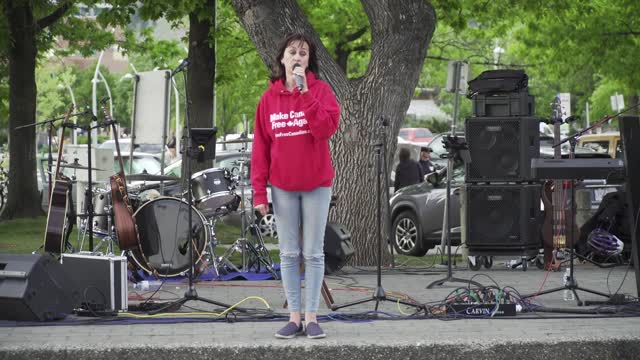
418, 146, 436, 175
394, 147, 423, 192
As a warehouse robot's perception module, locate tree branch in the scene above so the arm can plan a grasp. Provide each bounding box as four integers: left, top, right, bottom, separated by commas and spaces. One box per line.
602, 31, 640, 36
345, 27, 368, 42
36, 1, 72, 31
426, 55, 537, 68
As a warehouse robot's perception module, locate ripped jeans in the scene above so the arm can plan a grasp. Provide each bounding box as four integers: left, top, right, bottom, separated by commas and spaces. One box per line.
271, 185, 332, 313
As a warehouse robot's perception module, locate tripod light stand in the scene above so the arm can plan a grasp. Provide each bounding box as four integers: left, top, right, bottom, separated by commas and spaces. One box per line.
331, 121, 423, 312
427, 135, 482, 289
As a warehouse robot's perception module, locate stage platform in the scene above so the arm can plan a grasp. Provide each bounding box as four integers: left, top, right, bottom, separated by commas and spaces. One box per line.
1, 262, 639, 360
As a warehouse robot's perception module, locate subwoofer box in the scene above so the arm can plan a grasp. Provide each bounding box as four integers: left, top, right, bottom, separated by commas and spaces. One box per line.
465, 184, 542, 255
465, 117, 540, 182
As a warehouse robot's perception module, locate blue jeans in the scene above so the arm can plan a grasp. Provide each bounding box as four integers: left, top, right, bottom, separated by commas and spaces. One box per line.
271, 185, 332, 313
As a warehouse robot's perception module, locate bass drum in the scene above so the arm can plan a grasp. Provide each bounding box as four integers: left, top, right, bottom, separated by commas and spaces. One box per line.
130, 197, 208, 277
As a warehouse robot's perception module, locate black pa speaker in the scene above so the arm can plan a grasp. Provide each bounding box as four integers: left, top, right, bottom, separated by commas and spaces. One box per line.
324, 222, 354, 274
465, 117, 540, 182
620, 115, 640, 297
465, 184, 542, 255
0, 254, 80, 321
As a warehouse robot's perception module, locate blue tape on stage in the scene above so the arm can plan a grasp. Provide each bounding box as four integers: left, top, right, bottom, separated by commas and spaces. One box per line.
130, 264, 281, 283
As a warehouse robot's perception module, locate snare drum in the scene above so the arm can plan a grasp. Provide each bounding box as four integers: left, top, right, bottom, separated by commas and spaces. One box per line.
191, 168, 239, 216
130, 197, 208, 277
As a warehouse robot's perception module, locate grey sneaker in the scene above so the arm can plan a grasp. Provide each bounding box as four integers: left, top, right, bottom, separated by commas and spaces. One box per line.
305, 322, 326, 339
275, 322, 304, 339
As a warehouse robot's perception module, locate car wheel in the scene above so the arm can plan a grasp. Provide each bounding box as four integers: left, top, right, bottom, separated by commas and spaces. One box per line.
392, 211, 427, 256
255, 208, 277, 238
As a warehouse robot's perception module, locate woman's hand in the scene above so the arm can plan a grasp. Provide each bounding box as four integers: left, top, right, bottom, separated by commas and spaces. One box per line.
255, 204, 269, 217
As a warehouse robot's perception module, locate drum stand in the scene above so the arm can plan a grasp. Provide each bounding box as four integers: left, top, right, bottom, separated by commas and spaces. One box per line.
149, 67, 235, 314
215, 146, 278, 279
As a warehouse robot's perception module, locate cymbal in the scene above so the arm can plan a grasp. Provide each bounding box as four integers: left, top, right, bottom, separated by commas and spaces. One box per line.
126, 173, 180, 182
60, 161, 103, 171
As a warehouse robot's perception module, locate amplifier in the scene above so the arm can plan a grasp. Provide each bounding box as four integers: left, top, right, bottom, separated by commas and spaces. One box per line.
60, 253, 128, 312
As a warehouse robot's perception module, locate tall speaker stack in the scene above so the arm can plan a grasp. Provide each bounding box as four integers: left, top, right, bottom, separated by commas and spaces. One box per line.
464, 70, 542, 256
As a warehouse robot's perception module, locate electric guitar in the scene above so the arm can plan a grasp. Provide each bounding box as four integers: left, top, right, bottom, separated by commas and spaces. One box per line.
541, 96, 578, 270
44, 105, 74, 253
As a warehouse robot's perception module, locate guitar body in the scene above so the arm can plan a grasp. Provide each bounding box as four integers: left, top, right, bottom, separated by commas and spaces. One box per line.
542, 180, 580, 270
43, 104, 74, 254
541, 181, 554, 268
44, 179, 71, 253
110, 173, 138, 250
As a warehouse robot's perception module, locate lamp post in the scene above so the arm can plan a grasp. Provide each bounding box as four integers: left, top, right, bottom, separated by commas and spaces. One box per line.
57, 83, 78, 144
91, 50, 105, 145
97, 71, 114, 139
171, 77, 181, 154
493, 45, 505, 69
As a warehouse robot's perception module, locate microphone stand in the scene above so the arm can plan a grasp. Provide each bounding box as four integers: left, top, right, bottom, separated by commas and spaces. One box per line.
331, 119, 423, 312
15, 111, 89, 202
149, 65, 237, 315
17, 112, 88, 254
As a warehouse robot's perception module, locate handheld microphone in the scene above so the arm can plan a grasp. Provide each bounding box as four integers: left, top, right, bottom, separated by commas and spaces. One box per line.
292, 64, 304, 91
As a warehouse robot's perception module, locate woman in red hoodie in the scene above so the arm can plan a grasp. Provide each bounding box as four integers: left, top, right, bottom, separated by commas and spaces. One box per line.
251, 33, 340, 339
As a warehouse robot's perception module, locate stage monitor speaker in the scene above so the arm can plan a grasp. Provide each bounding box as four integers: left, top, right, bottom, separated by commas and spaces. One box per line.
0, 254, 80, 321
619, 115, 640, 297
324, 222, 354, 275
465, 117, 540, 182
465, 184, 542, 255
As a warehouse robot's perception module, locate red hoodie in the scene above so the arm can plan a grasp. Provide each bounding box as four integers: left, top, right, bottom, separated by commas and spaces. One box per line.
251, 72, 340, 206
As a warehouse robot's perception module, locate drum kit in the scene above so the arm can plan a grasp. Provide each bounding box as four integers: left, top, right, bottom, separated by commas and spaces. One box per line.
73, 147, 278, 280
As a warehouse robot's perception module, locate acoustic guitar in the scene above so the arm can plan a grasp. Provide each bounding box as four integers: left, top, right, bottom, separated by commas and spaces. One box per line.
541, 96, 579, 270
100, 102, 139, 250
44, 105, 74, 253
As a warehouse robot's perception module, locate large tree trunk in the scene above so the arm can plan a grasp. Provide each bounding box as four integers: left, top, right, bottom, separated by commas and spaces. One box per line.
183, 0, 216, 178
231, 0, 435, 265
1, 1, 42, 219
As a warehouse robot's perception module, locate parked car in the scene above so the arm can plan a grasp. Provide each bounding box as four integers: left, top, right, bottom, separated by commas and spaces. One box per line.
398, 127, 434, 145
577, 132, 622, 159
98, 138, 165, 158
389, 134, 622, 256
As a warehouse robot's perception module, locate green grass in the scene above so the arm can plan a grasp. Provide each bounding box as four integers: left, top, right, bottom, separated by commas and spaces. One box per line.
0, 216, 274, 254
0, 217, 48, 254
0, 217, 453, 269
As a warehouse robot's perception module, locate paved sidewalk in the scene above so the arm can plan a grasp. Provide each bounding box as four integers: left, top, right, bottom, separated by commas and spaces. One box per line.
1, 263, 639, 360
